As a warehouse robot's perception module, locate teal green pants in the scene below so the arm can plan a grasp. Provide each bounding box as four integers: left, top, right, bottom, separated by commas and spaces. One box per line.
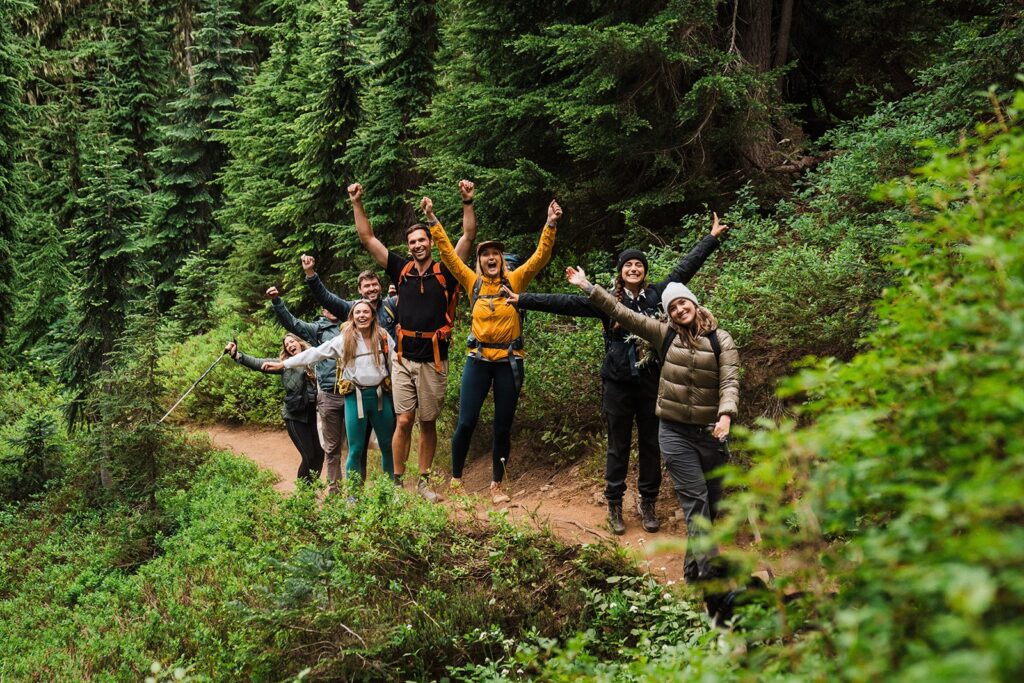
344, 387, 396, 480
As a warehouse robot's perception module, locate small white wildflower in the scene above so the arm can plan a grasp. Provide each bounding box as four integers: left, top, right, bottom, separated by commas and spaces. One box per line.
629, 605, 639, 613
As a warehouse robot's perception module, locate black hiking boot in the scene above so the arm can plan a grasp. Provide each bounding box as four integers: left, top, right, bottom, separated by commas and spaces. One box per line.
638, 499, 660, 533
607, 501, 626, 536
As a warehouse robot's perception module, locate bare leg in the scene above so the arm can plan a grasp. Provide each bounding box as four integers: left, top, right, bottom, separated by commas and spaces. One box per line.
418, 419, 437, 474
392, 411, 416, 477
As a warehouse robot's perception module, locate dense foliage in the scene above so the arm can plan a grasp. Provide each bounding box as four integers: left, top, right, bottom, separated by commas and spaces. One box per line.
0, 0, 1022, 680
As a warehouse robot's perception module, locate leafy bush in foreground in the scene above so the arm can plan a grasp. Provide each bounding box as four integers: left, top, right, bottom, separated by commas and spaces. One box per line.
0, 439, 641, 681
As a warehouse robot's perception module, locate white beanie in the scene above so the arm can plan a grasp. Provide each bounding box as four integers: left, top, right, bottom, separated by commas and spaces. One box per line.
661, 282, 699, 311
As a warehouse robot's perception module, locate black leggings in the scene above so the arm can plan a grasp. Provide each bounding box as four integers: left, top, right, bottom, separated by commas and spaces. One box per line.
451, 356, 524, 482
285, 406, 325, 484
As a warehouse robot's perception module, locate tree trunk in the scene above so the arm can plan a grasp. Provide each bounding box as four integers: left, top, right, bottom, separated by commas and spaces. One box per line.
774, 0, 795, 70
738, 0, 776, 170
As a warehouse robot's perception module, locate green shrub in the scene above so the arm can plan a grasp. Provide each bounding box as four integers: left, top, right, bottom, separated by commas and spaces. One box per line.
158, 310, 289, 426
0, 439, 637, 681
714, 93, 1024, 681
0, 371, 67, 501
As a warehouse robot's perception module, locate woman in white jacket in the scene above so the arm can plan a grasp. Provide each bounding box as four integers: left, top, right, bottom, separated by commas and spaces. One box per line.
264, 300, 396, 482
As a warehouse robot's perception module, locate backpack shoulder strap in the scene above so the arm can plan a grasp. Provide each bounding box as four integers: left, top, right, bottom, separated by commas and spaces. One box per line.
397, 260, 416, 286
470, 277, 484, 309
659, 328, 678, 363
706, 329, 721, 366
431, 261, 447, 291
382, 297, 397, 320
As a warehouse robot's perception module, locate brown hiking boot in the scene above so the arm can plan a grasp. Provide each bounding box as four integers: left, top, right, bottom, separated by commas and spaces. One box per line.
608, 501, 626, 535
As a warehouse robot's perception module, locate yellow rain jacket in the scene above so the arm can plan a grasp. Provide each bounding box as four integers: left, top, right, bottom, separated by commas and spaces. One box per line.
431, 221, 556, 361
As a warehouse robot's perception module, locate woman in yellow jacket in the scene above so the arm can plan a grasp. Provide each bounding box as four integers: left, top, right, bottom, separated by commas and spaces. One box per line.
423, 195, 561, 502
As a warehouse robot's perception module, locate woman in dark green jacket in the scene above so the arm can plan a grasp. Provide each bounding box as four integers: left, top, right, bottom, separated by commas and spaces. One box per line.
225, 334, 323, 484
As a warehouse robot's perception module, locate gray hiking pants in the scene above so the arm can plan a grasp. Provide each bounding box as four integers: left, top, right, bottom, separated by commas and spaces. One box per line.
317, 390, 348, 486
659, 420, 728, 581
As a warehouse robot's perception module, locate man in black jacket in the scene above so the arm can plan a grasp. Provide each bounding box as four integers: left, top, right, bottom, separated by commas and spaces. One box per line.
300, 256, 398, 338
515, 214, 730, 535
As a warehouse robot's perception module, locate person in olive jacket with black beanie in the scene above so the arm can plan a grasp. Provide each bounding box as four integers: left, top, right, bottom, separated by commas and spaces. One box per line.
225, 335, 323, 484
508, 214, 730, 535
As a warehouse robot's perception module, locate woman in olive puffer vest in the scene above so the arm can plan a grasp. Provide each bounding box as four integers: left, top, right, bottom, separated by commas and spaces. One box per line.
567, 267, 739, 583
225, 334, 323, 484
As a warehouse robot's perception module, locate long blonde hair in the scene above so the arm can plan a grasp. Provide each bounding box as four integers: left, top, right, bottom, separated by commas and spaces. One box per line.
340, 300, 389, 369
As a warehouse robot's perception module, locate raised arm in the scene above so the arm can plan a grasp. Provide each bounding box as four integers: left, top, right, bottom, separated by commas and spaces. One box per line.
348, 183, 388, 268
516, 291, 604, 318
227, 342, 282, 375
300, 255, 352, 320
267, 286, 319, 345
653, 212, 730, 294
453, 179, 477, 262
507, 200, 561, 292
566, 268, 668, 347
282, 335, 345, 369
423, 197, 476, 291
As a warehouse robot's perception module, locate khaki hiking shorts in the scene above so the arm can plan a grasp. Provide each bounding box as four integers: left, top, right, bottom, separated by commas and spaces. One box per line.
392, 356, 448, 422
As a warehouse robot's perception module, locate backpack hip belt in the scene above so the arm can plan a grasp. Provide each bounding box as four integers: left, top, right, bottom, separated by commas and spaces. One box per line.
346, 378, 391, 419
395, 325, 451, 373
467, 336, 524, 391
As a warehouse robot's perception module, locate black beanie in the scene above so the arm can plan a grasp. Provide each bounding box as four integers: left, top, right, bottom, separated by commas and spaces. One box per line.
616, 248, 649, 274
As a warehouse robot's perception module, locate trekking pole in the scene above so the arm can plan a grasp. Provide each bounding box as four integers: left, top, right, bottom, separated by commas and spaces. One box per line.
158, 347, 229, 424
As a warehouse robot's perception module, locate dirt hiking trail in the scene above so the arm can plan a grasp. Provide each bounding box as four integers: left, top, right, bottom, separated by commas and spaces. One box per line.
201, 424, 717, 582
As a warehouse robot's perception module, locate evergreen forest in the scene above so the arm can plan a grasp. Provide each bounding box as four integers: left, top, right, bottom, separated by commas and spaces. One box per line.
0, 0, 1022, 680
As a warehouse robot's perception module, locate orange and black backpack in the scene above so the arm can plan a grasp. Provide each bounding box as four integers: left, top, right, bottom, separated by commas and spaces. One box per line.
393, 260, 461, 371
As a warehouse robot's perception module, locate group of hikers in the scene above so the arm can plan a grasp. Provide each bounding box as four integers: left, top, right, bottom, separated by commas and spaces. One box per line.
225, 179, 738, 583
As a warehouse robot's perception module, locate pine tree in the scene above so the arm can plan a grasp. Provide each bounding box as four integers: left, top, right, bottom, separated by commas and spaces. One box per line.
418, 0, 776, 244
0, 0, 27, 361
61, 77, 145, 425
218, 0, 362, 306
107, 0, 175, 185
273, 0, 361, 275
344, 0, 437, 236
149, 0, 248, 318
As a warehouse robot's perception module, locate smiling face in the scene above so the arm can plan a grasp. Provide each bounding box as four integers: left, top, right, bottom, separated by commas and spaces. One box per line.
406, 227, 432, 264
668, 297, 697, 327
358, 276, 381, 303
620, 258, 646, 287
283, 334, 303, 357
479, 246, 503, 278
351, 302, 374, 330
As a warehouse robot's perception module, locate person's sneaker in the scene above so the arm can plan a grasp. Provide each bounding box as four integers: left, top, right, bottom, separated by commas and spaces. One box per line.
607, 501, 626, 535
417, 477, 441, 503
490, 482, 511, 504
638, 498, 660, 533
